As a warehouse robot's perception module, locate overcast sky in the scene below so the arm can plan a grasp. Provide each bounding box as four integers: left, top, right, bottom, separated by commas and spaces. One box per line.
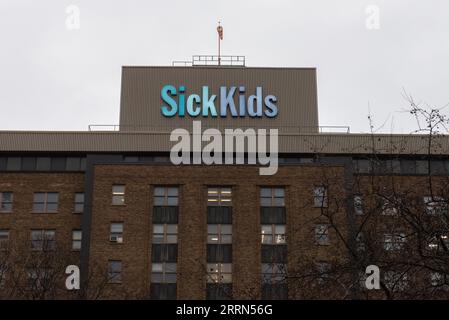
0, 0, 448, 133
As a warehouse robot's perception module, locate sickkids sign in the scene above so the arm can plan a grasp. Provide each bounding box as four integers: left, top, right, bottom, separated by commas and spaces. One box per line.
160, 85, 278, 118
160, 85, 279, 176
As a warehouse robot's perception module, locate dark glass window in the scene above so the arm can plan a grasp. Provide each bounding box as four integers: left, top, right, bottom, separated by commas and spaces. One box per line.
6, 157, 21, 171
51, 158, 66, 171
36, 157, 51, 171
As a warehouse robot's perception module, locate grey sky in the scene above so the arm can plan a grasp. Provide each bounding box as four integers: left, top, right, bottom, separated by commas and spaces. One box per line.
0, 0, 448, 133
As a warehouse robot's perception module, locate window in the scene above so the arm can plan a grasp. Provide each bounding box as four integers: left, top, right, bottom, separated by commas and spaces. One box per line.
381, 198, 398, 215
354, 195, 363, 215
423, 196, 447, 215
72, 230, 82, 251
316, 262, 332, 284
30, 230, 56, 251
154, 187, 178, 206
207, 263, 232, 283
33, 192, 59, 213
315, 224, 329, 245
36, 157, 51, 170
74, 193, 84, 213
261, 263, 286, 284
384, 271, 407, 291
0, 192, 13, 212
260, 188, 285, 207
313, 186, 328, 207
110, 223, 123, 243
0, 269, 5, 288
6, 157, 21, 171
112, 185, 125, 205
151, 263, 177, 283
383, 233, 406, 251
153, 224, 178, 244
27, 268, 52, 289
108, 260, 122, 283
66, 157, 82, 171
0, 230, 9, 250
261, 225, 286, 244
207, 224, 232, 244
430, 272, 449, 291
356, 233, 365, 251
207, 187, 232, 206
427, 233, 449, 251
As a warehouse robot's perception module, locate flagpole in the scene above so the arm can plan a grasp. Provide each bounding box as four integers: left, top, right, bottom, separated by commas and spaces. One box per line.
218, 22, 221, 66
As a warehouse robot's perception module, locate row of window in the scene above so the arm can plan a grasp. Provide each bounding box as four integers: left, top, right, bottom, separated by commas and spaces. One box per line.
2, 188, 446, 216
2, 156, 449, 175
353, 158, 449, 175
0, 157, 86, 172
0, 229, 82, 251
0, 192, 84, 213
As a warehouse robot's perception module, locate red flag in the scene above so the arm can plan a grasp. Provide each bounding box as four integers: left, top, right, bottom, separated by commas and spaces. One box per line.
217, 25, 223, 40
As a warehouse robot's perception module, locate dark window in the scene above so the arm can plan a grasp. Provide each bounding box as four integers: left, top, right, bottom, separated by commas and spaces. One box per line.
32, 192, 59, 213
260, 207, 286, 224
206, 283, 232, 300
66, 157, 81, 171
261, 283, 288, 300
36, 157, 51, 171
261, 245, 287, 263
415, 160, 429, 174
150, 283, 177, 300
400, 160, 416, 174
80, 158, 86, 171
0, 192, 13, 212
22, 157, 36, 171
430, 160, 446, 174
51, 157, 66, 171
207, 244, 232, 263
123, 156, 139, 162
0, 230, 10, 251
152, 244, 178, 262
207, 207, 232, 224
6, 157, 21, 171
153, 207, 178, 223
262, 263, 287, 284
108, 260, 122, 283
0, 157, 6, 171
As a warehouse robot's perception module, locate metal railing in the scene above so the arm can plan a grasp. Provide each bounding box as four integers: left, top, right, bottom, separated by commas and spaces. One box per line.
172, 55, 245, 67
88, 124, 350, 134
